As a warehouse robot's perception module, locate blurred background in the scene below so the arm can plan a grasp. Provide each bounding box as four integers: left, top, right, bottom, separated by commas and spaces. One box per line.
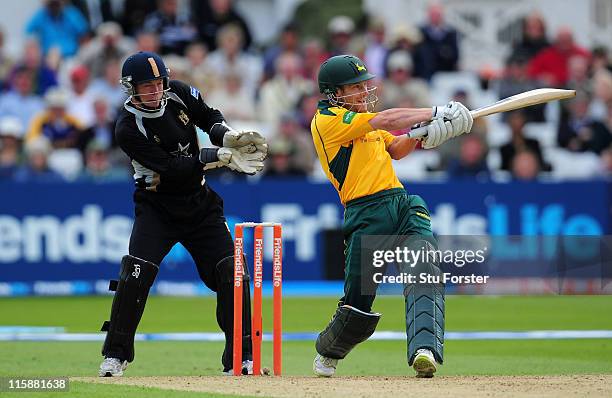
0, 0, 610, 296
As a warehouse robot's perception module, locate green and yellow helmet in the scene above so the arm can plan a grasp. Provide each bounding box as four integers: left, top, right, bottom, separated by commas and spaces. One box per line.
318, 55, 378, 111
318, 55, 376, 95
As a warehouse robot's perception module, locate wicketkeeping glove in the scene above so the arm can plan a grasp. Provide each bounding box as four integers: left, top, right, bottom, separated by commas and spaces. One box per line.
201, 145, 266, 175
223, 129, 267, 150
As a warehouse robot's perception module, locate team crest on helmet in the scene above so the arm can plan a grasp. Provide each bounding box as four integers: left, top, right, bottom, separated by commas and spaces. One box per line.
355, 63, 367, 72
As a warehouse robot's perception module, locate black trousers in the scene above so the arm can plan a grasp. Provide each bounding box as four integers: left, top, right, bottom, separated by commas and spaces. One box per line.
129, 185, 234, 288
108, 184, 248, 370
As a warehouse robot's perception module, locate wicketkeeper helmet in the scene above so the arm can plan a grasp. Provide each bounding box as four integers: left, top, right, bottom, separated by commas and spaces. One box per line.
120, 51, 170, 110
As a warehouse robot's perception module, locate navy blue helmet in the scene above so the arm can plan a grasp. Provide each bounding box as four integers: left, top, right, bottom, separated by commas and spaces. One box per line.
120, 52, 170, 108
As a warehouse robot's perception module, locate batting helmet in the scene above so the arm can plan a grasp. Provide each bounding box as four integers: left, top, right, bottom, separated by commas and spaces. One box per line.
318, 55, 378, 111
317, 55, 376, 96
120, 52, 170, 109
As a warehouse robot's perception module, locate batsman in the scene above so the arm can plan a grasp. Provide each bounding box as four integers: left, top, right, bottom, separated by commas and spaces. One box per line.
311, 55, 473, 377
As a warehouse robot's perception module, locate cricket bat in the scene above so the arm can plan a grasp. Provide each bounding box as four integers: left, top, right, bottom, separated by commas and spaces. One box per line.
408, 88, 576, 139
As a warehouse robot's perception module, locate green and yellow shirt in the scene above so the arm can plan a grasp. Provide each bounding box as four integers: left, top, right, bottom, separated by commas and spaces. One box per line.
310, 100, 403, 205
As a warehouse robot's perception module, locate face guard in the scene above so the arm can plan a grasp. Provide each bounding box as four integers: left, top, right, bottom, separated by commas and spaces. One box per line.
328, 84, 378, 112
120, 75, 170, 111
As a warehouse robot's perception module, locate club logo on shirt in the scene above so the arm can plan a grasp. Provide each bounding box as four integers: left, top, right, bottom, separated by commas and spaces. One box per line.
171, 142, 191, 157
178, 110, 190, 125
343, 111, 357, 124
153, 135, 161, 143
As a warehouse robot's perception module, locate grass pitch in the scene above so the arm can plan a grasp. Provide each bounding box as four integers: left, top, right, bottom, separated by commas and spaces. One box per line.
0, 295, 611, 397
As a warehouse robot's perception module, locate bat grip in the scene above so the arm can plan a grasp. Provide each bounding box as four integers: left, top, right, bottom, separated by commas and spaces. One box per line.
407, 123, 430, 139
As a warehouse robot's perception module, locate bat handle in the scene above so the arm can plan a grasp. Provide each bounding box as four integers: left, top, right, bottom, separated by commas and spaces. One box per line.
407, 123, 429, 139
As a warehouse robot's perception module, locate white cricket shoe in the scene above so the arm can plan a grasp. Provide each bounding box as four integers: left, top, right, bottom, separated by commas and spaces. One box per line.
412, 348, 437, 378
313, 354, 338, 377
98, 357, 128, 377
223, 360, 254, 375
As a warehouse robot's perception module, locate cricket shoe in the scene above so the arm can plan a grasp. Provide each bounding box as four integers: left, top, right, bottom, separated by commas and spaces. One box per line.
412, 348, 437, 378
98, 357, 128, 377
223, 360, 254, 375
313, 354, 338, 377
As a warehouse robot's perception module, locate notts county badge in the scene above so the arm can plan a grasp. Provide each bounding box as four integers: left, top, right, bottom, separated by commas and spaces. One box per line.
178, 110, 189, 125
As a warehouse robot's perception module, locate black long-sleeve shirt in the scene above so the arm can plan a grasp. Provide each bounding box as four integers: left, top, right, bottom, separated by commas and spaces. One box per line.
115, 80, 225, 195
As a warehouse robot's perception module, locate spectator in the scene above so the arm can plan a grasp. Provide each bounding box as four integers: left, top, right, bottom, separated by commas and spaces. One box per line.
419, 3, 460, 80
76, 97, 117, 155
88, 58, 126, 114
66, 65, 96, 127
0, 28, 14, 89
599, 146, 612, 177
591, 46, 612, 74
26, 87, 83, 149
25, 0, 89, 58
70, 0, 118, 32
192, 0, 253, 52
163, 54, 191, 81
493, 55, 545, 122
119, 0, 156, 36
302, 38, 327, 82
259, 52, 313, 127
0, 66, 45, 131
0, 117, 24, 179
386, 25, 427, 80
79, 139, 129, 182
510, 12, 549, 62
511, 150, 541, 181
296, 90, 320, 130
381, 50, 430, 109
500, 111, 548, 172
142, 0, 197, 55
183, 42, 218, 94
14, 136, 64, 182
263, 138, 307, 178
207, 24, 263, 99
446, 134, 489, 180
588, 70, 612, 122
263, 22, 301, 80
527, 27, 590, 87
275, 112, 315, 174
77, 21, 135, 79
363, 16, 388, 80
12, 39, 58, 95
206, 72, 256, 124
566, 55, 592, 98
135, 31, 160, 53
558, 93, 612, 154
327, 15, 355, 56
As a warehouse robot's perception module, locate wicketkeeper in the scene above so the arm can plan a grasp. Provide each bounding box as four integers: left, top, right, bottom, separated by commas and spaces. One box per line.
98, 51, 267, 376
310, 54, 472, 377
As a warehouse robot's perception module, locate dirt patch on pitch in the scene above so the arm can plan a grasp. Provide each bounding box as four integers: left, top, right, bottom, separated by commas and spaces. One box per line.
79, 374, 612, 397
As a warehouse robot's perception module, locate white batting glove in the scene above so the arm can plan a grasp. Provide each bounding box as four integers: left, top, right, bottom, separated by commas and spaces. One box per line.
422, 118, 453, 149
433, 101, 473, 137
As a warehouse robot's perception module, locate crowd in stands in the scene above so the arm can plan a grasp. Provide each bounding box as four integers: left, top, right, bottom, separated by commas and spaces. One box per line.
0, 0, 611, 183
